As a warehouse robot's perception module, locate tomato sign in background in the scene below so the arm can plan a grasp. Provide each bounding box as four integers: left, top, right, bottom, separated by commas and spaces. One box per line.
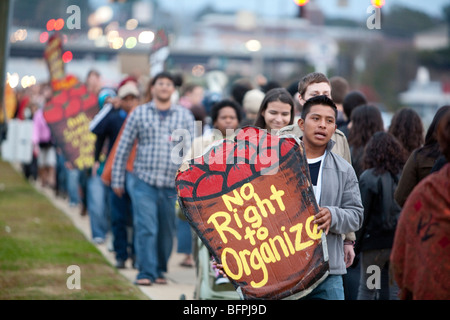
43, 82, 98, 169
43, 31, 98, 170
176, 127, 329, 300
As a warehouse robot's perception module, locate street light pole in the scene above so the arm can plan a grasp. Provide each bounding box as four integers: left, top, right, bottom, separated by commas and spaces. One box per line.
0, 0, 13, 143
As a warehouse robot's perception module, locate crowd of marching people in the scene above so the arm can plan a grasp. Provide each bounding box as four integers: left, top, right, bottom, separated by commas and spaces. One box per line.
2, 67, 449, 300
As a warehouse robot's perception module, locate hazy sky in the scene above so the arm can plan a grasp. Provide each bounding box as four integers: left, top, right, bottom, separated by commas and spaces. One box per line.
158, 0, 448, 20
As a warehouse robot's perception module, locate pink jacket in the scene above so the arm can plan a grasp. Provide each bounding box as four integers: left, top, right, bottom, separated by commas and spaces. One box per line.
32, 108, 52, 145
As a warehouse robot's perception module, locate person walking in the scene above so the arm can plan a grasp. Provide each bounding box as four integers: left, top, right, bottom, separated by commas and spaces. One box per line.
85, 87, 120, 245
356, 132, 407, 300
390, 109, 450, 300
388, 107, 424, 158
394, 105, 450, 207
347, 104, 385, 179
111, 71, 195, 286
277, 73, 356, 294
31, 104, 56, 189
213, 95, 363, 299
91, 81, 140, 267
344, 103, 384, 298
296, 95, 364, 299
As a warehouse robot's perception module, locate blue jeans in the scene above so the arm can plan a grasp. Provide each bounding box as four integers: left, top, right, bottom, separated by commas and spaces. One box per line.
56, 153, 67, 195
110, 186, 134, 261
301, 275, 345, 300
86, 175, 109, 240
177, 218, 193, 255
66, 168, 80, 205
126, 173, 176, 281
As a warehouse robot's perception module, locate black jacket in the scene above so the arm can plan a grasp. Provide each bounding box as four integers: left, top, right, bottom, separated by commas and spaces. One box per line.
356, 169, 401, 253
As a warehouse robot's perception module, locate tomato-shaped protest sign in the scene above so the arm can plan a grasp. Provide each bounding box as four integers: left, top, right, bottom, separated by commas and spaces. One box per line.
42, 32, 98, 170
43, 80, 98, 170
175, 126, 329, 300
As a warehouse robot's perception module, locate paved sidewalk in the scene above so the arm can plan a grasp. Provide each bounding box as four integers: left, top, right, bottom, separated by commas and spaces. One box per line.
34, 182, 197, 300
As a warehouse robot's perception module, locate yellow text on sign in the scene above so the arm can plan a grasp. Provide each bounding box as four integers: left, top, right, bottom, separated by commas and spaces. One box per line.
206, 182, 322, 288
63, 112, 96, 169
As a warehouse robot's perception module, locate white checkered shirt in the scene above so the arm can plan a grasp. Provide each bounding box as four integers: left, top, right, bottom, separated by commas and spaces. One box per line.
111, 101, 195, 189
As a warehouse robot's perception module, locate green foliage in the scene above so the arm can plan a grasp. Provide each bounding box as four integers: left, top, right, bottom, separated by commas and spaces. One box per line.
418, 46, 450, 70
382, 5, 439, 39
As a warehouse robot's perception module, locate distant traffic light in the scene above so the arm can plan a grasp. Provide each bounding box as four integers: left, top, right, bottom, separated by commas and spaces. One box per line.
294, 0, 310, 18
371, 0, 385, 8
293, 0, 309, 6
46, 18, 65, 31
46, 19, 55, 31
54, 19, 64, 31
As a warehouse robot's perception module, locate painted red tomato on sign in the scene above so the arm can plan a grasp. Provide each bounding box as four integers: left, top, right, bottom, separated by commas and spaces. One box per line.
176, 127, 329, 300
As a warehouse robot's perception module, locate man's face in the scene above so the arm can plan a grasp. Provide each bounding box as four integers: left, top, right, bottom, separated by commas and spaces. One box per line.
298, 104, 336, 149
152, 77, 175, 103
299, 82, 331, 106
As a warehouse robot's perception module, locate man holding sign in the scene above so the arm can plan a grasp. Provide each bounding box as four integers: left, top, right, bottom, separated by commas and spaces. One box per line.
177, 125, 330, 299
296, 95, 363, 300
211, 95, 363, 300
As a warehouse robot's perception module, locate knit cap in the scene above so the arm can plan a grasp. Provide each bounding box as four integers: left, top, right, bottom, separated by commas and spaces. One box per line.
242, 89, 265, 114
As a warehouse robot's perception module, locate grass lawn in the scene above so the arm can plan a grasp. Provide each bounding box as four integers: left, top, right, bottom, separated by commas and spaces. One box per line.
0, 160, 148, 300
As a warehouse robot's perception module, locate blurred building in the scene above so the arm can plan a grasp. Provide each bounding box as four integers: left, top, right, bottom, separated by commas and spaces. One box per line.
414, 24, 449, 50
399, 66, 450, 127
171, 12, 340, 80
6, 1, 380, 89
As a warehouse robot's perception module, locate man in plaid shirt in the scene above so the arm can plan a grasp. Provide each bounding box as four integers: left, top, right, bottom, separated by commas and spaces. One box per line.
112, 71, 195, 285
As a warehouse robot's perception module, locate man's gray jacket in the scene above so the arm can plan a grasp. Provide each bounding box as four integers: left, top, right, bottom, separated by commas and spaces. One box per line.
278, 128, 364, 275
319, 140, 364, 275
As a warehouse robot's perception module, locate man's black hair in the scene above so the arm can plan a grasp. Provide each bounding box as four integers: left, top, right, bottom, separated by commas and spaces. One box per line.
301, 95, 338, 120
151, 71, 175, 86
